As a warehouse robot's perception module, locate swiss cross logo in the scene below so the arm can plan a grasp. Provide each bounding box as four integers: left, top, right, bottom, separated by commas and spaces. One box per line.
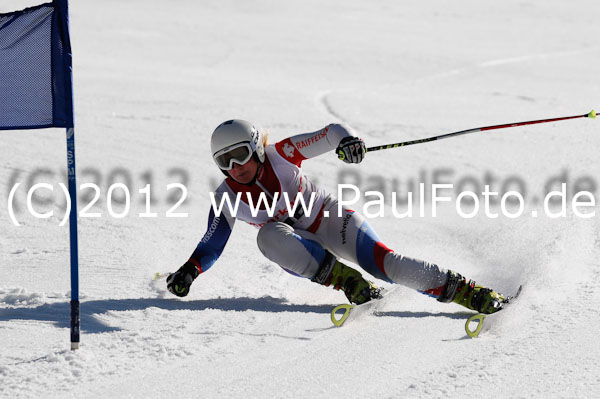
283, 142, 295, 158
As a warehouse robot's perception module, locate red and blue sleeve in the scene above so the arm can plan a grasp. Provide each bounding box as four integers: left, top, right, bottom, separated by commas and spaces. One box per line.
188, 207, 233, 274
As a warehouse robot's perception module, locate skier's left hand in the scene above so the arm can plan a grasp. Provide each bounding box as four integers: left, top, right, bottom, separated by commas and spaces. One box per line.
336, 136, 366, 164
166, 261, 199, 297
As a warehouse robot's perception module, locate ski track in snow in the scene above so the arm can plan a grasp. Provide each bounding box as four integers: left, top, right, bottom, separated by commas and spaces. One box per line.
317, 45, 599, 127
411, 46, 599, 85
316, 90, 349, 124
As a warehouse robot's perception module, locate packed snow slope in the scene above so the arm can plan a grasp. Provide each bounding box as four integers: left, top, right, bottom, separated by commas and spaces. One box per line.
1, 0, 599, 397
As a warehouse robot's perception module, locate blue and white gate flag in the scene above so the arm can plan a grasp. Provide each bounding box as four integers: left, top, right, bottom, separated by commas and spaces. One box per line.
0, 0, 73, 130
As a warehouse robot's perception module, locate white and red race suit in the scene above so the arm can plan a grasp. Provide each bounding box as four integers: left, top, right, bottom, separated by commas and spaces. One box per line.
188, 124, 449, 296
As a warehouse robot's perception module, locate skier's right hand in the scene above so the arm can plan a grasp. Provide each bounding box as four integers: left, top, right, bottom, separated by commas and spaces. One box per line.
167, 261, 200, 297
336, 136, 366, 164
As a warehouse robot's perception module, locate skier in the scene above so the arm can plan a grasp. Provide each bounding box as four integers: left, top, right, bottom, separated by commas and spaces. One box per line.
167, 119, 507, 314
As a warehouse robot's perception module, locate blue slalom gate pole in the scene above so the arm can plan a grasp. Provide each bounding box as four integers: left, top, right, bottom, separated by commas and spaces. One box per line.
59, 0, 80, 350
66, 127, 80, 350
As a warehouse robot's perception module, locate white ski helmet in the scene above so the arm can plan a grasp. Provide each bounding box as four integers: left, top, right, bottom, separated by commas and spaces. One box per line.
210, 119, 265, 170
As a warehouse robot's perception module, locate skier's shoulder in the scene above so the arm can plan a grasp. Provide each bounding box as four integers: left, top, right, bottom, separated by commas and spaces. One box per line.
264, 143, 278, 158
271, 139, 305, 166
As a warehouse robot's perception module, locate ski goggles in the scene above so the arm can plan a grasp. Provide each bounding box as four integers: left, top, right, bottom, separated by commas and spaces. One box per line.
213, 142, 254, 171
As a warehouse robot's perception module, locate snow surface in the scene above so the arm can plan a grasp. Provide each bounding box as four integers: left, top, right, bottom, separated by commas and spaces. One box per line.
1, 0, 599, 398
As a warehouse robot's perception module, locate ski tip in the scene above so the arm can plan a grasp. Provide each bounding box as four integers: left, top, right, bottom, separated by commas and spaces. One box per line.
587, 109, 596, 119
501, 284, 523, 306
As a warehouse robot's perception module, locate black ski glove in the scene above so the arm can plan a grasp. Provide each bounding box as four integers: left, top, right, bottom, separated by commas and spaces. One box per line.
336, 136, 366, 164
167, 261, 200, 297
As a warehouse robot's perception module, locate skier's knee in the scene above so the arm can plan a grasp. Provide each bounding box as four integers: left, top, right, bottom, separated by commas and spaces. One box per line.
257, 222, 292, 256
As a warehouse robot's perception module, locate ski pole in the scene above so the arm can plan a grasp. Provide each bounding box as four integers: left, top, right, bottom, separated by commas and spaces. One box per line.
360, 109, 596, 154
